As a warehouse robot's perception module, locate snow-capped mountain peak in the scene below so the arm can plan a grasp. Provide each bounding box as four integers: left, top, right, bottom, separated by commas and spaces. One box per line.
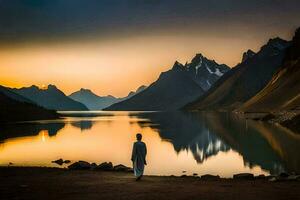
185, 54, 230, 91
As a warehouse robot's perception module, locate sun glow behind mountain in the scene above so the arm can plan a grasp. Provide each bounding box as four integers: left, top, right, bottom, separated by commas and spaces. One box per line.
0, 0, 299, 96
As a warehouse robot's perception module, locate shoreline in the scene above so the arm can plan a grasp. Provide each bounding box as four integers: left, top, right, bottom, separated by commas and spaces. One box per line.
236, 110, 300, 134
1, 166, 300, 200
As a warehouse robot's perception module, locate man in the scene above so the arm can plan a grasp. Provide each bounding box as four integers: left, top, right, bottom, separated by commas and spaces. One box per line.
131, 133, 147, 181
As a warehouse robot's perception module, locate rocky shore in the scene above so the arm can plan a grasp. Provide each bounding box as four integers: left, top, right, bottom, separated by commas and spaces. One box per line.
243, 110, 300, 134
51, 159, 133, 172
50, 159, 300, 182
1, 166, 300, 200
280, 114, 300, 134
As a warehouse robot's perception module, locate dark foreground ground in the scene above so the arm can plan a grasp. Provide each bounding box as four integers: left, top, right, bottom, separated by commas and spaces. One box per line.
1, 167, 300, 200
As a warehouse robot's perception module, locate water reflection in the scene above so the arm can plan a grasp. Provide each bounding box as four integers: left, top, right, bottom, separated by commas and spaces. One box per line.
0, 122, 65, 141
71, 121, 94, 131
131, 112, 230, 164
0, 111, 299, 176
132, 112, 300, 174
205, 112, 300, 174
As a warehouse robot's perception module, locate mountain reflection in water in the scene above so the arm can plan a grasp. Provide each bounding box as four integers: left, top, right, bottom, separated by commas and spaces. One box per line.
0, 111, 299, 176
131, 112, 300, 174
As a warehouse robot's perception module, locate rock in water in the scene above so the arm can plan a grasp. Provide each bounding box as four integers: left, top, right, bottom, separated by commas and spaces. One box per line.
91, 163, 98, 170
126, 168, 134, 173
287, 175, 300, 181
52, 158, 64, 166
269, 177, 278, 182
233, 173, 254, 180
255, 174, 266, 179
68, 161, 91, 170
113, 164, 132, 172
52, 159, 71, 165
201, 174, 220, 180
279, 172, 289, 178
95, 162, 113, 171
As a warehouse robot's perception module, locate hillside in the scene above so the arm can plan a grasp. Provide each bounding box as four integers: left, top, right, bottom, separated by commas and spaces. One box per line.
0, 87, 58, 123
105, 62, 205, 111
11, 85, 88, 111
185, 38, 290, 111
105, 54, 229, 111
240, 28, 300, 113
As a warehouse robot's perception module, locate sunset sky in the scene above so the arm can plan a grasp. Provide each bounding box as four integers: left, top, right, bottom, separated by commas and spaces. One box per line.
0, 0, 299, 97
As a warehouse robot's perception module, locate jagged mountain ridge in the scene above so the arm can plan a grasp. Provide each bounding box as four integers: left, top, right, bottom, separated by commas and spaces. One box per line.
240, 28, 300, 112
185, 37, 291, 111
242, 50, 256, 63
104, 53, 229, 111
185, 54, 230, 91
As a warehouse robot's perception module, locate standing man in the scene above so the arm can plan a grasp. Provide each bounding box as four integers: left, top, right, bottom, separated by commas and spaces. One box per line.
131, 133, 147, 181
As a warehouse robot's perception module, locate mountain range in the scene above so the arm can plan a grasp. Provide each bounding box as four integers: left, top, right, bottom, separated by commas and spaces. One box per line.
11, 85, 88, 111
1, 27, 299, 127
105, 54, 230, 111
184, 37, 290, 111
240, 28, 300, 113
0, 86, 58, 122
0, 85, 33, 104
69, 85, 146, 110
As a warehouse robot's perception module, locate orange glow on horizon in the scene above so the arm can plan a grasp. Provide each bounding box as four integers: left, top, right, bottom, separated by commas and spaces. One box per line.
0, 32, 292, 97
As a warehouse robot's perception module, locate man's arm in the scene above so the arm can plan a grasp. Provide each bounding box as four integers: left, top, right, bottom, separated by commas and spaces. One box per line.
144, 143, 147, 165
131, 143, 136, 162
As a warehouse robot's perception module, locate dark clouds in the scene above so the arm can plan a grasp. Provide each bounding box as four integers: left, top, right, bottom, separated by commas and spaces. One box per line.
0, 0, 299, 44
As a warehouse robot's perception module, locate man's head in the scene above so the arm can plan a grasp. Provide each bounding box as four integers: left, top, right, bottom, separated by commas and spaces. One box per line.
136, 133, 142, 141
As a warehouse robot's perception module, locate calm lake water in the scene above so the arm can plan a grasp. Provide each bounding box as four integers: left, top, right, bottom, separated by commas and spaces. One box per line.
1, 111, 300, 177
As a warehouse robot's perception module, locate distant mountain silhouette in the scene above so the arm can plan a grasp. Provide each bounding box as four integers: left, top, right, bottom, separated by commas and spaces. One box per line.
0, 86, 59, 122
105, 54, 229, 111
11, 85, 88, 111
185, 38, 290, 111
240, 28, 300, 112
69, 85, 146, 110
0, 85, 33, 104
69, 89, 118, 110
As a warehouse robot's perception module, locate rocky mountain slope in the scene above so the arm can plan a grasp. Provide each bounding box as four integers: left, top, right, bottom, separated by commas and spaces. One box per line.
105, 54, 229, 111
185, 38, 290, 111
240, 28, 300, 113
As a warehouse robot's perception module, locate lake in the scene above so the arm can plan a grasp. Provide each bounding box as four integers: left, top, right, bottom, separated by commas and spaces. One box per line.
0, 111, 300, 177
